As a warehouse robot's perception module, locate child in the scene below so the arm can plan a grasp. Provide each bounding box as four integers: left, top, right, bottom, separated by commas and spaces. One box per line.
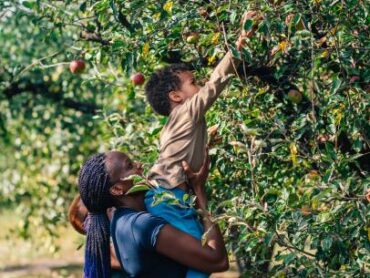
144, 12, 257, 278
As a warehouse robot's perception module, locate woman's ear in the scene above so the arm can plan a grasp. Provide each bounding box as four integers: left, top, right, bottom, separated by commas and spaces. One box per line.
169, 90, 183, 103
109, 183, 125, 196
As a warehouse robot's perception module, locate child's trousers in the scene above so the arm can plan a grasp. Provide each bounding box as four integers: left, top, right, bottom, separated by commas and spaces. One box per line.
145, 186, 209, 278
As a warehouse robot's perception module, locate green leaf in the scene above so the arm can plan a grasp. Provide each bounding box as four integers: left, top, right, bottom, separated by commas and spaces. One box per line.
296, 30, 311, 38
230, 11, 237, 24
125, 184, 150, 195
287, 193, 299, 207
121, 174, 144, 184
243, 19, 254, 31
242, 48, 252, 62
325, 143, 337, 161
22, 1, 35, 9
112, 40, 125, 50
321, 237, 332, 251
79, 2, 87, 12
293, 14, 301, 26
182, 193, 189, 203
230, 46, 241, 60
94, 0, 110, 12
283, 253, 296, 265
331, 77, 342, 94
149, 127, 162, 136
258, 21, 268, 35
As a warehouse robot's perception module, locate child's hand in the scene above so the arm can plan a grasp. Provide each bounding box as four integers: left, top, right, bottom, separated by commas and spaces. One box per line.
236, 11, 262, 50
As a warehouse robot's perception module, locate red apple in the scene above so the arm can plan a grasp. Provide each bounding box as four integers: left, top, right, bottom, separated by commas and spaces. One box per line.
131, 72, 145, 86
317, 134, 330, 143
366, 188, 370, 202
349, 76, 360, 83
69, 60, 86, 74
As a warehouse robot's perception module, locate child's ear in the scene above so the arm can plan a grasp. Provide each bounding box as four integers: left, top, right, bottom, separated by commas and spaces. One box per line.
169, 90, 183, 103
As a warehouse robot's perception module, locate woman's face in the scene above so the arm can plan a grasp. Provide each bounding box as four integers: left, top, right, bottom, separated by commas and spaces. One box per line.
123, 160, 144, 180
106, 151, 143, 190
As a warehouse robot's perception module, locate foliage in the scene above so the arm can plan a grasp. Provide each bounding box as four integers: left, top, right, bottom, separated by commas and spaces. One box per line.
1, 0, 369, 276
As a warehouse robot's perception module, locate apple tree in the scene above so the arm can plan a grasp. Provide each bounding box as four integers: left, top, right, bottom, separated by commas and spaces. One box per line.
1, 0, 369, 276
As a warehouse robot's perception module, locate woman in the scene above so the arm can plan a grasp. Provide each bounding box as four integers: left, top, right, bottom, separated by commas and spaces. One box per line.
77, 150, 228, 277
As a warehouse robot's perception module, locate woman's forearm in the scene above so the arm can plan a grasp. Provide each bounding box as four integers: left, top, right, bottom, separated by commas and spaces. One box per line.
201, 211, 228, 266
157, 163, 229, 273
193, 185, 208, 211
193, 183, 229, 268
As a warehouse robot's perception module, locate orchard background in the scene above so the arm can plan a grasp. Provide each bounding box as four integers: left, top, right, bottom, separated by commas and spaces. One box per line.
0, 0, 369, 277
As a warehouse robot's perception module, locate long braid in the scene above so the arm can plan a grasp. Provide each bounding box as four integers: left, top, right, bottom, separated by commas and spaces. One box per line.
78, 153, 112, 278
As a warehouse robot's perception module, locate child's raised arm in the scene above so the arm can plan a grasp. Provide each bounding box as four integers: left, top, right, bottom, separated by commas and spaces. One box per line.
185, 11, 258, 123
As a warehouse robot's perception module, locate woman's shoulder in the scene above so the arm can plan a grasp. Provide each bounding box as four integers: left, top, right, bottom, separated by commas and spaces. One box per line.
113, 208, 167, 232
112, 208, 168, 249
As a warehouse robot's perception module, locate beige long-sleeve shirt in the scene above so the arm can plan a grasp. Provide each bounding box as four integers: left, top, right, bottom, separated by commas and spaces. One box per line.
148, 51, 240, 189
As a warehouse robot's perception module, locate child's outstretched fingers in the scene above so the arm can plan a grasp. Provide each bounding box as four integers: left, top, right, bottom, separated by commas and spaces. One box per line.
241, 11, 257, 24
237, 11, 263, 50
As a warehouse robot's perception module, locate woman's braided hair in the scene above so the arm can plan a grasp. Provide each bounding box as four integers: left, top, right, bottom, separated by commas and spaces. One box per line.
78, 153, 112, 278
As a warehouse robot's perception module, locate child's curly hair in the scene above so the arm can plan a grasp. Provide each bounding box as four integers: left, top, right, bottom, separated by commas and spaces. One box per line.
145, 63, 191, 116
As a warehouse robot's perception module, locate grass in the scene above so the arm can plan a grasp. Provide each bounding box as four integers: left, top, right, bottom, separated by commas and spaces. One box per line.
0, 208, 239, 278
0, 208, 84, 277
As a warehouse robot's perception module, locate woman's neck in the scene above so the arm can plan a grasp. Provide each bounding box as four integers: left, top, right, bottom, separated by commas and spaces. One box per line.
115, 194, 146, 212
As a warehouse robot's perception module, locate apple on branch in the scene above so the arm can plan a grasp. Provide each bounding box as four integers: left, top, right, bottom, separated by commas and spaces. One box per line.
186, 32, 200, 44
287, 89, 302, 104
69, 60, 86, 74
131, 72, 145, 86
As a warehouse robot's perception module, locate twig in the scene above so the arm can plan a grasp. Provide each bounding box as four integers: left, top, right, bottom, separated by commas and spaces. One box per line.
274, 231, 316, 257
79, 30, 110, 45
39, 62, 70, 69
17, 50, 64, 77
308, 3, 317, 124
220, 23, 243, 81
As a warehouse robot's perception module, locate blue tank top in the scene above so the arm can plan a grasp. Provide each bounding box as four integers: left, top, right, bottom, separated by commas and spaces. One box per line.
111, 207, 187, 278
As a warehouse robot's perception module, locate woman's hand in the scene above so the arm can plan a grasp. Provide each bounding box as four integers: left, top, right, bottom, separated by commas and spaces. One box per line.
182, 146, 210, 210
156, 146, 229, 273
182, 146, 210, 190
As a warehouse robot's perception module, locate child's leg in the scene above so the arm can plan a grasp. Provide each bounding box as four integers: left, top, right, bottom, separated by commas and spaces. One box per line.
145, 187, 209, 278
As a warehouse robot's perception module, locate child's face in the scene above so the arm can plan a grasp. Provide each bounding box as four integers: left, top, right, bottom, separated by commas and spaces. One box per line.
176, 70, 201, 101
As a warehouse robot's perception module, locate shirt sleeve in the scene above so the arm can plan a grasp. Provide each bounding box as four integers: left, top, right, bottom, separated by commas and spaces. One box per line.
134, 213, 168, 250
184, 51, 240, 123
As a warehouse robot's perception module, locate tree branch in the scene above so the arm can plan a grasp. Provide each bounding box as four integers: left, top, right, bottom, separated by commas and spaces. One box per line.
2, 79, 100, 114
79, 30, 110, 45
111, 0, 135, 33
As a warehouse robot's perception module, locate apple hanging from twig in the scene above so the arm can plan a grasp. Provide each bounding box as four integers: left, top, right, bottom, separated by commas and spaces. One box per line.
287, 89, 302, 104
186, 32, 200, 44
131, 72, 145, 86
69, 60, 86, 74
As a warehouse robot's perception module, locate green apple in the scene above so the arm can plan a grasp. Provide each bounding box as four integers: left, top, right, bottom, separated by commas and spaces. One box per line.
288, 89, 302, 104
186, 32, 200, 44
